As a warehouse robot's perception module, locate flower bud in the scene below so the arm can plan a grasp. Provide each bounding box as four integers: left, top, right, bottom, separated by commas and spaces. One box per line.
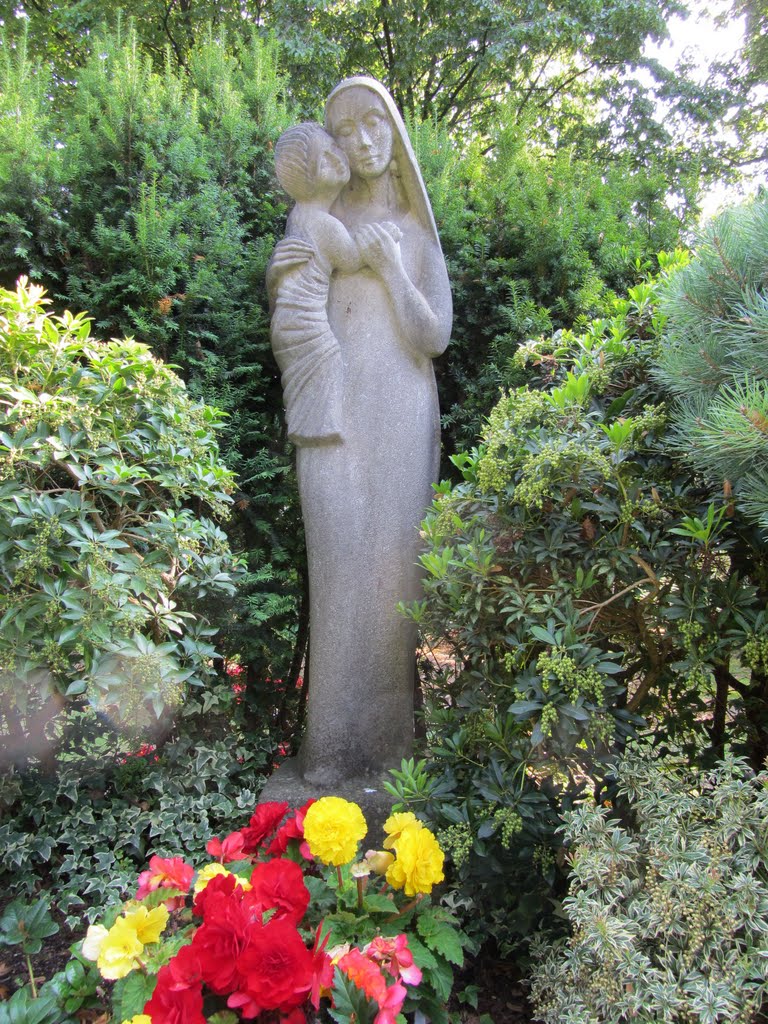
364, 849, 395, 875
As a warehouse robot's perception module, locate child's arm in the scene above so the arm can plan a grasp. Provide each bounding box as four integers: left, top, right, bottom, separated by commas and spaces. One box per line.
316, 214, 362, 273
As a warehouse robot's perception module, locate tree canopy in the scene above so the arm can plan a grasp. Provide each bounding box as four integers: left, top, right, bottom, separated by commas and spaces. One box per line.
2, 0, 765, 190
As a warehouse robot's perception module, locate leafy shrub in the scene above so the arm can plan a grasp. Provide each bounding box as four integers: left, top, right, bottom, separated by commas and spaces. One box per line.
398, 248, 768, 951
650, 198, 768, 770
530, 750, 768, 1023
0, 279, 241, 760
0, 679, 277, 926
415, 107, 688, 456
0, 23, 308, 725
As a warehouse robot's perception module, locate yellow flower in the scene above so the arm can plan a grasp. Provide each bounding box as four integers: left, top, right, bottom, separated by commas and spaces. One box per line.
121, 1016, 152, 1024
194, 862, 251, 894
385, 823, 445, 896
82, 923, 109, 962
382, 811, 423, 849
97, 916, 144, 980
303, 796, 367, 866
122, 904, 168, 945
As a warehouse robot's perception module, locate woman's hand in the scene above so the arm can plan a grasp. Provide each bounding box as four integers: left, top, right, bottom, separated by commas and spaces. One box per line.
268, 238, 315, 277
355, 222, 402, 276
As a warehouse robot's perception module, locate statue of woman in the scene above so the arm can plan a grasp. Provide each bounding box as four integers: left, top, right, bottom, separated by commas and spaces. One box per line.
270, 77, 452, 788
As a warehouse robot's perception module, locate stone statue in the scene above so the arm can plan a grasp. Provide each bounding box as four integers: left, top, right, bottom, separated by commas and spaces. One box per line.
264, 77, 452, 799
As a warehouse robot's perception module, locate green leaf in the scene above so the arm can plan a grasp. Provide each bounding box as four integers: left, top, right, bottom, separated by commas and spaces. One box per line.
0, 899, 59, 954
508, 700, 542, 716
0, 986, 63, 1024
423, 954, 455, 1002
363, 893, 398, 913
529, 625, 558, 645
328, 971, 377, 1024
417, 909, 465, 966
405, 934, 439, 971
110, 969, 157, 1022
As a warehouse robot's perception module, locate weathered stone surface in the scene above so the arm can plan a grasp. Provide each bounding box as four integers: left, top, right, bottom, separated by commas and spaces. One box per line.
265, 77, 452, 797
259, 759, 398, 846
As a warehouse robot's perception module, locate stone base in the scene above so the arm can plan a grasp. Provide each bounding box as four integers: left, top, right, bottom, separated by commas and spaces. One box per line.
259, 757, 397, 848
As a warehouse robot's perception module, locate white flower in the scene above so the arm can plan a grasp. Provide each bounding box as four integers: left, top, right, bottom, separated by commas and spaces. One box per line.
82, 923, 109, 961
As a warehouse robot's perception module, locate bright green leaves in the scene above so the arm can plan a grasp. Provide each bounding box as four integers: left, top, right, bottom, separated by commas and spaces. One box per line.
0, 279, 242, 745
669, 503, 729, 548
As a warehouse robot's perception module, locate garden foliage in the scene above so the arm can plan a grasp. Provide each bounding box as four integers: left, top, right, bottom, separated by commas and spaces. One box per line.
0, 280, 241, 765
0, 25, 308, 726
651, 197, 768, 770
407, 113, 689, 454
530, 750, 768, 1023
397, 228, 768, 951
0, 676, 277, 925
0, 21, 694, 741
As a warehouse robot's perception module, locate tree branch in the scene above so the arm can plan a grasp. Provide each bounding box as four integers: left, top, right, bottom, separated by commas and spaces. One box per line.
162, 0, 188, 71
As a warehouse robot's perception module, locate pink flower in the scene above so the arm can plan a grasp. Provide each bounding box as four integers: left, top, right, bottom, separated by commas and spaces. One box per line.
136, 855, 194, 909
337, 947, 410, 1024
367, 934, 422, 986
374, 980, 408, 1024
337, 948, 387, 1003
310, 925, 334, 1010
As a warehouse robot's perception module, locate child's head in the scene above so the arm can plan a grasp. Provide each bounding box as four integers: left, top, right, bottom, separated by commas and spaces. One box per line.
275, 122, 349, 202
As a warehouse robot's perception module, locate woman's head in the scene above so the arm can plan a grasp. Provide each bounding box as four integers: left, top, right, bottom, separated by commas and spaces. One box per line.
325, 78, 440, 245
274, 123, 349, 202
325, 87, 394, 181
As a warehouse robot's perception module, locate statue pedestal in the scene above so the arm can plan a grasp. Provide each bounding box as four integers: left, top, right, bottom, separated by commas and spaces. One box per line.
260, 757, 397, 847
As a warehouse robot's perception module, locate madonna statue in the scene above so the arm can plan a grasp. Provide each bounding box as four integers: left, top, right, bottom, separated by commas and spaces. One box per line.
266, 77, 452, 795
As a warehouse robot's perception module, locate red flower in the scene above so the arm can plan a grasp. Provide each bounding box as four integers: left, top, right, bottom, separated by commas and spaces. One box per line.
193, 882, 258, 994
267, 799, 315, 859
249, 858, 310, 924
207, 830, 248, 863
282, 1009, 307, 1024
235, 917, 314, 1012
164, 943, 204, 989
240, 801, 289, 854
145, 957, 206, 1024
192, 868, 242, 918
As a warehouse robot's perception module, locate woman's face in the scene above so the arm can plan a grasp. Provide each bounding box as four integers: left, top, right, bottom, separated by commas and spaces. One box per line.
327, 89, 394, 180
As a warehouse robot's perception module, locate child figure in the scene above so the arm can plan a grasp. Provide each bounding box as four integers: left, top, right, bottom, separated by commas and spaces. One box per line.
268, 122, 400, 445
